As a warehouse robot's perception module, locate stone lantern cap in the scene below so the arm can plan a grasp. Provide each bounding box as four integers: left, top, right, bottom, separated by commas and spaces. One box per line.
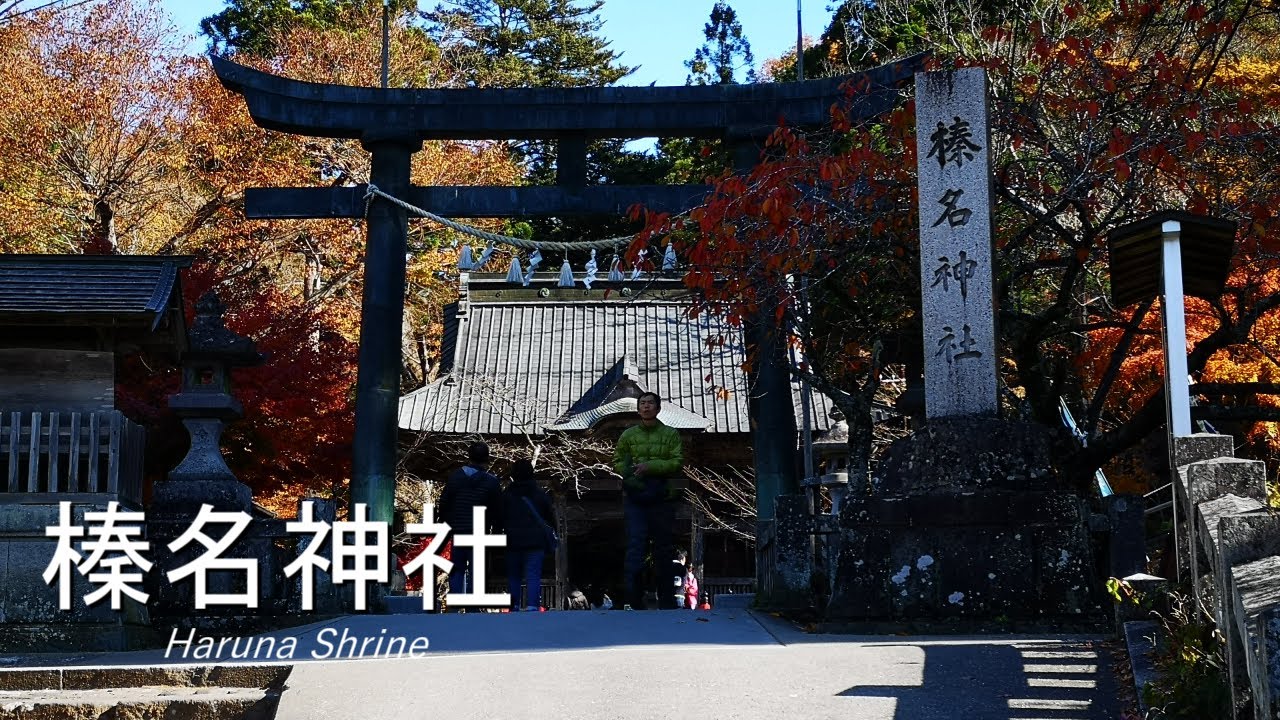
185, 291, 264, 366
812, 408, 849, 454
169, 292, 263, 419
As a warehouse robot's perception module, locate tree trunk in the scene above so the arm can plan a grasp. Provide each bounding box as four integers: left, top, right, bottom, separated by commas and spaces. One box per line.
86, 197, 116, 254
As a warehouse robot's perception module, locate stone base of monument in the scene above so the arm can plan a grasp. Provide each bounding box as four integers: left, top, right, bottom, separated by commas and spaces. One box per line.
826, 417, 1103, 628
0, 500, 158, 652
149, 480, 275, 627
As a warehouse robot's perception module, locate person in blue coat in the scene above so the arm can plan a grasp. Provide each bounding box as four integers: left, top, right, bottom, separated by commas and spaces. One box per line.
501, 459, 556, 611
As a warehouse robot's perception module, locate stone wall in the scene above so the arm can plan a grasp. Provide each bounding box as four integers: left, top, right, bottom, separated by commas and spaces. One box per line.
0, 498, 156, 652
1173, 434, 1280, 720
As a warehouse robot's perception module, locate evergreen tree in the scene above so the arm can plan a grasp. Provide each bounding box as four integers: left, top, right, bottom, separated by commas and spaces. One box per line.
656, 1, 758, 185
426, 0, 641, 246
685, 1, 755, 86
424, 0, 631, 88
202, 0, 417, 57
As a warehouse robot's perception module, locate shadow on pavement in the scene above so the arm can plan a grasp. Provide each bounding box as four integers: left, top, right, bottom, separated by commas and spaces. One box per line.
837, 639, 1118, 720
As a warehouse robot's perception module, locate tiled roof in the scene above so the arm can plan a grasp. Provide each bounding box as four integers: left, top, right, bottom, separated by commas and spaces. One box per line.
399, 285, 833, 436
0, 255, 190, 328
547, 397, 712, 432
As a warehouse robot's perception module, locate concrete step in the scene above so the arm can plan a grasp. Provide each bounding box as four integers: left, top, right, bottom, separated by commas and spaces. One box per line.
383, 595, 432, 614
713, 593, 755, 609
0, 665, 289, 720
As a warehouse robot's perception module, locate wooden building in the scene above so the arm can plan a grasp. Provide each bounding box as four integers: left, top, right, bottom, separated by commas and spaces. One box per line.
0, 254, 189, 503
0, 254, 188, 650
398, 271, 832, 606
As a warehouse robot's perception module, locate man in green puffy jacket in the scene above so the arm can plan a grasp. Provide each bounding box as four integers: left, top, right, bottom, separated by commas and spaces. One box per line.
613, 391, 684, 609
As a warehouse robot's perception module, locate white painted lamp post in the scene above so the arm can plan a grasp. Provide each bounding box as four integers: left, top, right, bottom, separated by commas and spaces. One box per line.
1106, 210, 1235, 438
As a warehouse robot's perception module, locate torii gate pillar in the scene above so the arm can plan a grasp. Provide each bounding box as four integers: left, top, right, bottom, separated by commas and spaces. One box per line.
352, 136, 421, 523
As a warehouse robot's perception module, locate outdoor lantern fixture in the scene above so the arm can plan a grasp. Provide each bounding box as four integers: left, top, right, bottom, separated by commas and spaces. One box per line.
167, 292, 264, 484
1106, 210, 1236, 438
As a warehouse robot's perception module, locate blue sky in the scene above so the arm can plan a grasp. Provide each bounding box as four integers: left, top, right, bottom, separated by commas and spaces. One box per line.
160, 0, 830, 87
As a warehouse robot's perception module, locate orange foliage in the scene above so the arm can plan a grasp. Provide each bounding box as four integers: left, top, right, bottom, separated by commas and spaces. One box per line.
1, 0, 521, 513
644, 0, 1280, 483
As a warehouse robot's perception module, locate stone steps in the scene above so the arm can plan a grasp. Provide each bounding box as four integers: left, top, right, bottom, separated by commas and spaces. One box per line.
383, 595, 431, 614
0, 665, 289, 720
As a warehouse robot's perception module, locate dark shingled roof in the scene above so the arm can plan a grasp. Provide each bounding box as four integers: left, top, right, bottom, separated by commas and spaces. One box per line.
0, 254, 190, 330
399, 279, 832, 436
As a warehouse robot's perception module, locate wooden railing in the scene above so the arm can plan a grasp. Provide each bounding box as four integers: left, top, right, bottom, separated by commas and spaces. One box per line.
703, 576, 756, 603
0, 410, 145, 505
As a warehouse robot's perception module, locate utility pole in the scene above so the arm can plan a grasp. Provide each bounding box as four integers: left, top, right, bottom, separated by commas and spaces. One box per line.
796, 0, 804, 81
378, 0, 389, 88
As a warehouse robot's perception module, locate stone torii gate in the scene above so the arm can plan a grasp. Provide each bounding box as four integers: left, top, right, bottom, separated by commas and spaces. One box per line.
211, 54, 924, 526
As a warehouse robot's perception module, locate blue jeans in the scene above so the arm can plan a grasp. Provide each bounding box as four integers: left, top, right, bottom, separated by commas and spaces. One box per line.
506, 549, 544, 609
623, 499, 675, 607
448, 546, 473, 598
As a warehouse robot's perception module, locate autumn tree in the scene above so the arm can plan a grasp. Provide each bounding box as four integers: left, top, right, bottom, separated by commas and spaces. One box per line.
636, 89, 919, 484
169, 3, 521, 510
0, 0, 96, 24
0, 0, 522, 513
964, 0, 1280, 485
639, 0, 1280, 490
0, 1, 192, 255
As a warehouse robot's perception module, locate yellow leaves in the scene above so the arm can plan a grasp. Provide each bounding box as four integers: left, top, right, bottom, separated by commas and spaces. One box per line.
1207, 57, 1280, 103
0, 0, 192, 254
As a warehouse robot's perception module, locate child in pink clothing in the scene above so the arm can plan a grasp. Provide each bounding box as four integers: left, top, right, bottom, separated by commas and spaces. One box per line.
683, 566, 699, 609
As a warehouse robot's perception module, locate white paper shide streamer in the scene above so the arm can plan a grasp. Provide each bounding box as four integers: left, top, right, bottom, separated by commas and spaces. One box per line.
505, 256, 523, 283
583, 249, 599, 289
523, 249, 543, 286
558, 256, 575, 287
630, 248, 646, 281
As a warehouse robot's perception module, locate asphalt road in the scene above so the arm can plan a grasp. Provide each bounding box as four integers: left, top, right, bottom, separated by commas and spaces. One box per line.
267, 610, 1123, 720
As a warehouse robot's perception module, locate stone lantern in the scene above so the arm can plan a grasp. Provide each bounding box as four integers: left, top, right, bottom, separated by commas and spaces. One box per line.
806, 407, 852, 516
154, 291, 263, 513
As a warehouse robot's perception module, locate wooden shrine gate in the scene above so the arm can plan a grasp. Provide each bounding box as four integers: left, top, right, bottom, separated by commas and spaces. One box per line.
211, 54, 923, 531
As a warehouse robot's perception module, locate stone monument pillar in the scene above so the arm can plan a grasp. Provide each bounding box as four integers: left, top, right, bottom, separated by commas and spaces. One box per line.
914, 68, 999, 419
826, 70, 1098, 626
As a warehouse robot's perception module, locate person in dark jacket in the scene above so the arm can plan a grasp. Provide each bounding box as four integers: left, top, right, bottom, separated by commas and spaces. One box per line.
501, 459, 555, 611
612, 391, 684, 609
438, 441, 503, 601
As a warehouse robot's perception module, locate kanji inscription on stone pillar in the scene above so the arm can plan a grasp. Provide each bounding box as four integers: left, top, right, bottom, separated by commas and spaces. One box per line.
915, 68, 998, 418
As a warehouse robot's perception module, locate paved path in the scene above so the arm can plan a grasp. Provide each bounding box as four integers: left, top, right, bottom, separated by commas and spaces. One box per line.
2, 610, 1124, 719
